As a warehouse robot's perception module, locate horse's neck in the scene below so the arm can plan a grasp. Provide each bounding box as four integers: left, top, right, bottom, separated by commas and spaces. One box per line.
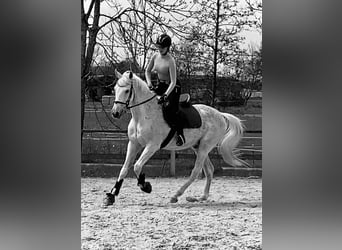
130, 81, 160, 122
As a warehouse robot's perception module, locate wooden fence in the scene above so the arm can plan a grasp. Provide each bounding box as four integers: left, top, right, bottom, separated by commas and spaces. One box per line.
82, 129, 262, 176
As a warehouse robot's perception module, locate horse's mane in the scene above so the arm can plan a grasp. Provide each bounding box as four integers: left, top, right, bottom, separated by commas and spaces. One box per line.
132, 73, 148, 88
120, 71, 149, 92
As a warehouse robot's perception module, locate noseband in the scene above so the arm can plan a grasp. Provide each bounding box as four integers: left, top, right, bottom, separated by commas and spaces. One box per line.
114, 83, 134, 108
114, 81, 157, 109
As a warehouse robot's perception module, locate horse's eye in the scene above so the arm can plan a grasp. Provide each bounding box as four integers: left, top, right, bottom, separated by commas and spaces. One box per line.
125, 89, 129, 93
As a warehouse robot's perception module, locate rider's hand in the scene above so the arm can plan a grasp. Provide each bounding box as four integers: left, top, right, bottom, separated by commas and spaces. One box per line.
157, 94, 167, 104
148, 85, 155, 91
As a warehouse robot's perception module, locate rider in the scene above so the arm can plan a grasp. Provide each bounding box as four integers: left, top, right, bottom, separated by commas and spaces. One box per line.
145, 33, 185, 146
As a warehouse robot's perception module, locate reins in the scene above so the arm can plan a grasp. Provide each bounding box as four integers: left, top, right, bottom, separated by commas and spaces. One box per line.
126, 93, 157, 109
114, 79, 157, 109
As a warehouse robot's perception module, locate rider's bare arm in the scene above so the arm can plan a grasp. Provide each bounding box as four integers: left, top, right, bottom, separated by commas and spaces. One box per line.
145, 54, 156, 88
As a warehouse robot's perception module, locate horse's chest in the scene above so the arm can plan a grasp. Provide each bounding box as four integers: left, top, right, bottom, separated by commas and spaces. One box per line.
135, 125, 144, 140
129, 122, 151, 145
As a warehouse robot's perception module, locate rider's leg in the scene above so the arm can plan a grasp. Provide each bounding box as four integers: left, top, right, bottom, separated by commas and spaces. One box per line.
166, 85, 185, 146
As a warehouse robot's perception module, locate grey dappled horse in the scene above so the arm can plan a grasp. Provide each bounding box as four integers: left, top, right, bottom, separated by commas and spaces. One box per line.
104, 70, 249, 206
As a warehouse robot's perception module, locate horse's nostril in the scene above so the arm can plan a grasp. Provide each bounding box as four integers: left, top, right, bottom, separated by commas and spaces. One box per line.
112, 111, 120, 118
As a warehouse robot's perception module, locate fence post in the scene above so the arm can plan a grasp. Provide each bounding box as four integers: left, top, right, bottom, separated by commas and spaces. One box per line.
170, 150, 176, 176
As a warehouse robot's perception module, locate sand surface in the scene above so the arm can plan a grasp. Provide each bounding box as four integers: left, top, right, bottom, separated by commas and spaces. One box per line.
82, 177, 262, 249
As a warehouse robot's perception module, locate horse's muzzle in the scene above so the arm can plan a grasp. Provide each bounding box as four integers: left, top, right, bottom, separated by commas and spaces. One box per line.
112, 111, 121, 118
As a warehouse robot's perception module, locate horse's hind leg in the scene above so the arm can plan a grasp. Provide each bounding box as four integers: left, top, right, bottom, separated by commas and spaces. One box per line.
190, 148, 214, 201
170, 147, 209, 203
199, 157, 214, 201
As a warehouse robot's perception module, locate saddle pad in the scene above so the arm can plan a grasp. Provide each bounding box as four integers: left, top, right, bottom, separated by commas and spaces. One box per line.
179, 105, 202, 128
160, 104, 201, 148
162, 104, 202, 129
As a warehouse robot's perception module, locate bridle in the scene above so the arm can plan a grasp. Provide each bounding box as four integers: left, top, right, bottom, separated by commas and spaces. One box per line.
114, 80, 157, 109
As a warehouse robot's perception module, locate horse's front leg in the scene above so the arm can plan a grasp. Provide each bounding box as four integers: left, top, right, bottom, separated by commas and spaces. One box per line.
134, 144, 159, 193
104, 141, 141, 206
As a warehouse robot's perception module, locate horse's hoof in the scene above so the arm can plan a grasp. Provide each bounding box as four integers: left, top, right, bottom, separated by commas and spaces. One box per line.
140, 182, 152, 193
103, 193, 115, 206
199, 196, 208, 201
170, 197, 178, 203
186, 196, 199, 202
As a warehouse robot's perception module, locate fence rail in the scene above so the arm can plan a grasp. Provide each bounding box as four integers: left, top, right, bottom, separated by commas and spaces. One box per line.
82, 129, 262, 175
82, 129, 262, 134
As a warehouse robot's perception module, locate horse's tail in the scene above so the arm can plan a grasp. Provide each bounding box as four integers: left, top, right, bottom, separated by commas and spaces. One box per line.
218, 113, 250, 167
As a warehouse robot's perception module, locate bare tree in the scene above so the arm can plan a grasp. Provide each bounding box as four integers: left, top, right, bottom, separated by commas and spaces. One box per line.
182, 0, 260, 106
96, 0, 159, 73
81, 0, 196, 146
243, 44, 262, 89
96, 22, 121, 68
81, 0, 102, 145
245, 0, 262, 30
172, 32, 211, 78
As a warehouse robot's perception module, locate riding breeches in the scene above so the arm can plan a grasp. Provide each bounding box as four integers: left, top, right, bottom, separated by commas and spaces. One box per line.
156, 80, 183, 133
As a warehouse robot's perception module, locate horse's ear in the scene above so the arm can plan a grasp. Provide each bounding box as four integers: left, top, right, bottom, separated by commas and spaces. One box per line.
129, 71, 133, 79
115, 69, 122, 79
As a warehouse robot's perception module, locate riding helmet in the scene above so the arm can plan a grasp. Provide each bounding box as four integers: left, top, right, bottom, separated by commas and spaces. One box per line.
155, 34, 172, 48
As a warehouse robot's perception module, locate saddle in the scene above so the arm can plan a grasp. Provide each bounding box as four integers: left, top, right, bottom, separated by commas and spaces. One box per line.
160, 93, 202, 148
177, 94, 202, 128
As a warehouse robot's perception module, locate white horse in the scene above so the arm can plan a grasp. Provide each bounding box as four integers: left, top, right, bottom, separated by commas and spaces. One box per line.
104, 70, 249, 206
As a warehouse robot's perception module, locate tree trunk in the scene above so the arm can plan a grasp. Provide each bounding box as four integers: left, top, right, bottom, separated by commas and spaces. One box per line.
81, 8, 87, 148
212, 0, 220, 107
81, 0, 101, 149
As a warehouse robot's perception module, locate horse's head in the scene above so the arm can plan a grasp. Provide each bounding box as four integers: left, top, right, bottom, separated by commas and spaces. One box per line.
111, 70, 134, 118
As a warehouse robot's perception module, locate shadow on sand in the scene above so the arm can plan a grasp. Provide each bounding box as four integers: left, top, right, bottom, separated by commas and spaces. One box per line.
135, 200, 262, 209
169, 200, 261, 209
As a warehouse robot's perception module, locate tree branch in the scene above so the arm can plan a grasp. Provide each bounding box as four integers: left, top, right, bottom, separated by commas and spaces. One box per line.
86, 0, 96, 19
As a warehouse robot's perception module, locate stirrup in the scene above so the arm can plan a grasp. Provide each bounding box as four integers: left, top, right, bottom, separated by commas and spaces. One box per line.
176, 134, 185, 146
